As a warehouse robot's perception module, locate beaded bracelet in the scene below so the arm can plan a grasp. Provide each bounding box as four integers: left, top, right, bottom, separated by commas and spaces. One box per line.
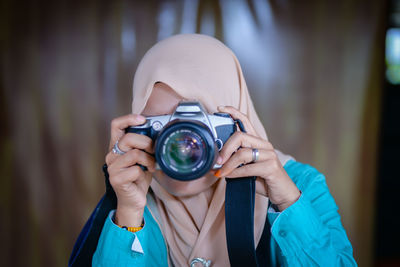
113, 214, 144, 233
119, 225, 143, 233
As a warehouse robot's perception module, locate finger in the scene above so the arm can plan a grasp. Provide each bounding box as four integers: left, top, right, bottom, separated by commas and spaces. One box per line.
111, 166, 153, 195
110, 165, 145, 187
223, 161, 266, 178
224, 159, 279, 178
106, 133, 154, 167
217, 106, 257, 136
118, 133, 154, 154
219, 131, 272, 164
216, 148, 275, 177
105, 150, 119, 166
109, 149, 156, 172
109, 114, 146, 150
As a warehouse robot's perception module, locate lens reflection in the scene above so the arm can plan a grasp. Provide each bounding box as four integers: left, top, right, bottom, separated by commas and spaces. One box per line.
163, 130, 206, 173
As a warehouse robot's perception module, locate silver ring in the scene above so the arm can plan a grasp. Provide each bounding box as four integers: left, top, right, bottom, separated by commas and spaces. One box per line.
112, 140, 126, 155
251, 148, 259, 163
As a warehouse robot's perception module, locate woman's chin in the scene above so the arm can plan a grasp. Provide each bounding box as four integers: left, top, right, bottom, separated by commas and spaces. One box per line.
153, 171, 219, 197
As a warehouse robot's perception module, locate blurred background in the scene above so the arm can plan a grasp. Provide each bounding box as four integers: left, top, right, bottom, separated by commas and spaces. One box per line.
1, 0, 398, 266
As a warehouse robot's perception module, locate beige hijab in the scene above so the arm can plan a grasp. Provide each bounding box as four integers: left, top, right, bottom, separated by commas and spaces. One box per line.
131, 34, 292, 266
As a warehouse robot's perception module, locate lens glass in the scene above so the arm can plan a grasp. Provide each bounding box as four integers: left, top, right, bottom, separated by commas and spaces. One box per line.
162, 129, 206, 174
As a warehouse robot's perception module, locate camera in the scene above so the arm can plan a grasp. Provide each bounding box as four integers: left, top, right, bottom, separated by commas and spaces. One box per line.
125, 101, 236, 181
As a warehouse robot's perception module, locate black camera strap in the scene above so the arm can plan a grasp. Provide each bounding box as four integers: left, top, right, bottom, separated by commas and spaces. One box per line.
224, 119, 271, 266
225, 177, 271, 266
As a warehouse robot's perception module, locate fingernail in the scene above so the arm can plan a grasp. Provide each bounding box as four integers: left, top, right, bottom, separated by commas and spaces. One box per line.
136, 115, 146, 122
217, 156, 223, 165
218, 106, 225, 110
215, 170, 222, 178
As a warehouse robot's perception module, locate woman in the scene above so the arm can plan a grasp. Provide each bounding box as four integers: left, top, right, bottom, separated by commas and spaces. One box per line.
73, 34, 356, 266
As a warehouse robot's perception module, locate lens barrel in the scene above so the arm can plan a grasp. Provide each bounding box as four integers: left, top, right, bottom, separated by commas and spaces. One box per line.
155, 120, 217, 181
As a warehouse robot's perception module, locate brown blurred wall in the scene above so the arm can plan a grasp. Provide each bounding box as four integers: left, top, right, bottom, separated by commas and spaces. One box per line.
0, 0, 385, 266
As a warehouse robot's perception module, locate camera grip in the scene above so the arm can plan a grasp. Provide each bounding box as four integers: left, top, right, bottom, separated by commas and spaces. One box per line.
125, 127, 150, 136
124, 127, 151, 172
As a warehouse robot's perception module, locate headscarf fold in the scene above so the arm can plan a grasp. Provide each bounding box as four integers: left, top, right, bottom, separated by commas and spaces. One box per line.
131, 34, 292, 266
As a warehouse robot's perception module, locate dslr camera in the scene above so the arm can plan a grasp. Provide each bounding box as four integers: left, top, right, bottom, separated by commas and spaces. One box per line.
126, 101, 236, 181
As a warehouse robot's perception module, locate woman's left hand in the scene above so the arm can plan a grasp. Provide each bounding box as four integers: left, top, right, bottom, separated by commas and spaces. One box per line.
215, 106, 301, 211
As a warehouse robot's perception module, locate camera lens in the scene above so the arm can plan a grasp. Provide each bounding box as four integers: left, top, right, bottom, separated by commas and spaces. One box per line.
163, 130, 206, 173
155, 120, 217, 181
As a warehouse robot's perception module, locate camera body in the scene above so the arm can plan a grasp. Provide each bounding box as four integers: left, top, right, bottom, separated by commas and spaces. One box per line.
126, 101, 236, 181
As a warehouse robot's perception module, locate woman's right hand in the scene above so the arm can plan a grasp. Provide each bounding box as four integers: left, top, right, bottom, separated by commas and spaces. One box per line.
105, 114, 155, 228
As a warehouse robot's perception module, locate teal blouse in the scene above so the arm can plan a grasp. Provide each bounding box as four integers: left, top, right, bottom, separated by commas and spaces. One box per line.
92, 160, 357, 266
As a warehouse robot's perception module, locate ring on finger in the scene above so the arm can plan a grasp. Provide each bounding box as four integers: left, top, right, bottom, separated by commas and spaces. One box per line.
251, 148, 259, 163
112, 140, 126, 155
